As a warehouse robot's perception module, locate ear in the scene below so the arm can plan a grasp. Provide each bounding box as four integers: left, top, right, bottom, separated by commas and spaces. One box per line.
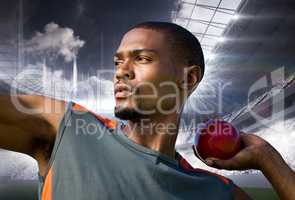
180, 65, 201, 94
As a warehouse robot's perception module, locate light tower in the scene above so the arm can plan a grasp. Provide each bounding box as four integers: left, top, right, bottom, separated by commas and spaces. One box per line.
42, 58, 47, 93
73, 55, 78, 94
17, 0, 24, 73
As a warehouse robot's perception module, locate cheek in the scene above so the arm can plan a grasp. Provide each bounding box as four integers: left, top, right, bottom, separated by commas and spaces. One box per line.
135, 64, 179, 93
135, 64, 176, 87
135, 66, 158, 80
134, 67, 166, 98
133, 66, 180, 112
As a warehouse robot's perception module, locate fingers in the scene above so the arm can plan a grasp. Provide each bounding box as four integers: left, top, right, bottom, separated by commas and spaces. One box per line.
192, 144, 242, 170
205, 157, 241, 170
204, 158, 215, 166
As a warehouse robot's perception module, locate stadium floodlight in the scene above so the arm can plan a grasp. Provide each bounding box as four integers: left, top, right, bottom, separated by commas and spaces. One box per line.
232, 14, 240, 21
216, 37, 226, 43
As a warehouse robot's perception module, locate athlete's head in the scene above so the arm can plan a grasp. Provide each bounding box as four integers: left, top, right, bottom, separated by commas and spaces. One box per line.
113, 21, 204, 121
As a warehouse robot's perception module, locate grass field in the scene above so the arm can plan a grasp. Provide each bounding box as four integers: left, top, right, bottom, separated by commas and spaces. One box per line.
0, 181, 280, 200
243, 188, 279, 200
0, 181, 38, 200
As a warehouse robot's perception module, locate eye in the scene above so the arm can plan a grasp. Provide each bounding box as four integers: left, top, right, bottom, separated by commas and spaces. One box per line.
135, 55, 152, 63
114, 59, 123, 66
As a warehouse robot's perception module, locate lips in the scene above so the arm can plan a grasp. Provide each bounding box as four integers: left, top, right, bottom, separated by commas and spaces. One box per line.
114, 84, 133, 98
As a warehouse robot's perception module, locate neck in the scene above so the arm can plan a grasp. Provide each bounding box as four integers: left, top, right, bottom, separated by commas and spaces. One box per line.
122, 112, 181, 159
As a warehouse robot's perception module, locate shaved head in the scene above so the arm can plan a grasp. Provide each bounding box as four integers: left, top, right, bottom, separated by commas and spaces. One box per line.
129, 21, 205, 81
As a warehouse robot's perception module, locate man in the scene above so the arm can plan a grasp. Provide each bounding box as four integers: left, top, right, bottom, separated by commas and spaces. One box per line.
0, 22, 294, 200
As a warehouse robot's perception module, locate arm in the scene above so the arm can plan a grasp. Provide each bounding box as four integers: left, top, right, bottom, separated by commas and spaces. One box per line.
202, 134, 295, 200
258, 144, 295, 200
0, 95, 66, 175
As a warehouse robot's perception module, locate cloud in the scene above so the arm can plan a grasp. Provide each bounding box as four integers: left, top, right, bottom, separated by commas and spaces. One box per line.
0, 65, 116, 180
3, 64, 295, 179
0, 150, 38, 180
25, 22, 85, 62
4, 62, 115, 114
7, 62, 73, 99
254, 118, 295, 170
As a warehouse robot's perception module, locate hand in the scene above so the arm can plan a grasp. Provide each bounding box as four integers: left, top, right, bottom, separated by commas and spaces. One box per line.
193, 133, 295, 200
193, 133, 280, 171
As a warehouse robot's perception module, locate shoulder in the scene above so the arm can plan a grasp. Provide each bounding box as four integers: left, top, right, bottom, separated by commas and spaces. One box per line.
177, 153, 232, 185
71, 102, 118, 130
177, 154, 253, 199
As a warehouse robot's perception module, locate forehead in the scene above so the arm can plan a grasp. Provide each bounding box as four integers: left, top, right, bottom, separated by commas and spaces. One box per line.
116, 28, 169, 54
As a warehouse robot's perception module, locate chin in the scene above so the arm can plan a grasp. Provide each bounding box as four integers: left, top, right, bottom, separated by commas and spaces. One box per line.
114, 106, 145, 121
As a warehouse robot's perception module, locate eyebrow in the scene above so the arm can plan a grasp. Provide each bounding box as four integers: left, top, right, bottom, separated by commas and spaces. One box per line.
114, 49, 158, 58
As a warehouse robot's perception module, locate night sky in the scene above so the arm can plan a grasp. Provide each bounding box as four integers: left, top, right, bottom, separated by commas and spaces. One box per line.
23, 0, 178, 71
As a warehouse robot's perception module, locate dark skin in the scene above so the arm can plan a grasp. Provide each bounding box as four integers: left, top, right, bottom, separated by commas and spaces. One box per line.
194, 133, 295, 200
0, 95, 66, 175
114, 28, 252, 199
0, 27, 294, 199
114, 28, 295, 199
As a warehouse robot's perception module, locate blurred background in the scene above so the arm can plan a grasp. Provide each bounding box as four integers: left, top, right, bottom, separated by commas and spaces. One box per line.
0, 0, 294, 199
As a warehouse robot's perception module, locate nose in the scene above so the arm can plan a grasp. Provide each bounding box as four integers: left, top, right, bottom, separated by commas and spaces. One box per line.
115, 61, 135, 81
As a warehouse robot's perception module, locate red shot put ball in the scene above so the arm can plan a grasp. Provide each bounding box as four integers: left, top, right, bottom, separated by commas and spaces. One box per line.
194, 119, 241, 160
